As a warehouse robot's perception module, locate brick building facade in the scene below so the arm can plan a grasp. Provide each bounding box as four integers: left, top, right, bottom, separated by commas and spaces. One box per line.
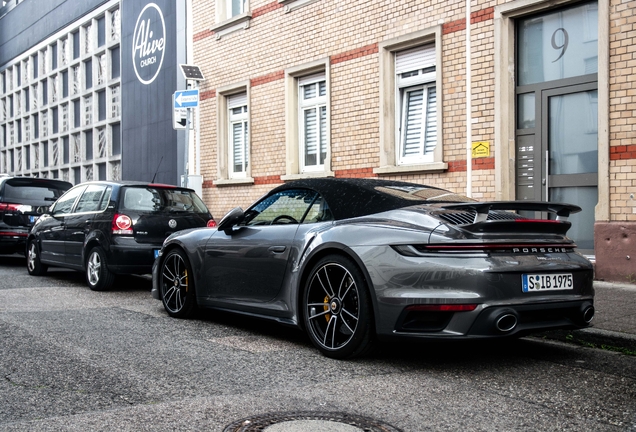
187, 0, 635, 282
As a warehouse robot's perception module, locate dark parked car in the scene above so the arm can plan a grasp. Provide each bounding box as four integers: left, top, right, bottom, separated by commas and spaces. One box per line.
151, 178, 594, 359
27, 181, 215, 291
0, 176, 72, 255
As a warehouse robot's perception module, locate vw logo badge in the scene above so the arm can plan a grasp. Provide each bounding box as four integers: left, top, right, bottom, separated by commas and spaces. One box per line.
168, 219, 177, 229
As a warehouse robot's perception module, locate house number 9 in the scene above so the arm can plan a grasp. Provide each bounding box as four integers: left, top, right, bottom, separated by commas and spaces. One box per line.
551, 28, 569, 62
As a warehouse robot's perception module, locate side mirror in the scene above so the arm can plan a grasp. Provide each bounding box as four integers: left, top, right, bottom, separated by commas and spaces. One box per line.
217, 207, 245, 232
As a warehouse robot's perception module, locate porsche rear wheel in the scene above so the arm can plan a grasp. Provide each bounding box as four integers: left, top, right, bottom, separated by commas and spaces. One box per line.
304, 255, 375, 359
160, 249, 197, 318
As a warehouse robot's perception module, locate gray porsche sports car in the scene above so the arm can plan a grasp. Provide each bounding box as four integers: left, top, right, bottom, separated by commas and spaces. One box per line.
151, 178, 594, 359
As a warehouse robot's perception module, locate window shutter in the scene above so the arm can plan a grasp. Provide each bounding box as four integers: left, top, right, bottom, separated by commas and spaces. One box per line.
304, 107, 318, 166
319, 106, 327, 164
232, 122, 244, 172
402, 88, 424, 157
228, 92, 247, 109
424, 86, 437, 154
396, 44, 435, 74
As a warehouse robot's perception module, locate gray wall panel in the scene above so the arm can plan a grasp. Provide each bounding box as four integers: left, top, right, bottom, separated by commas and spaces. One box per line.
0, 0, 108, 67
121, 0, 182, 185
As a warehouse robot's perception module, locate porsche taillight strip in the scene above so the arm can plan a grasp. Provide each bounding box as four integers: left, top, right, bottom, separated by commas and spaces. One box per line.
392, 243, 576, 256
405, 304, 478, 312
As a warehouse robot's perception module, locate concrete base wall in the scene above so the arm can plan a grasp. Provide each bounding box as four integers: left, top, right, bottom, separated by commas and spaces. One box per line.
595, 222, 636, 284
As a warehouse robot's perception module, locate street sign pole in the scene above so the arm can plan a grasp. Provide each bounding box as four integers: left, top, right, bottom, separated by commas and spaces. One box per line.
183, 106, 191, 187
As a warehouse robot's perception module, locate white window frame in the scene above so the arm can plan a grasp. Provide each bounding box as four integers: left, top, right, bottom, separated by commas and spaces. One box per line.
376, 27, 446, 175
214, 82, 253, 186
212, 0, 251, 39
228, 92, 248, 179
396, 44, 437, 165
283, 59, 332, 180
298, 73, 327, 173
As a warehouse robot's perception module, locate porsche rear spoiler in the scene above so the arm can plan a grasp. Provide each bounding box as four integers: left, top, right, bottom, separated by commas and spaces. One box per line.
437, 201, 582, 224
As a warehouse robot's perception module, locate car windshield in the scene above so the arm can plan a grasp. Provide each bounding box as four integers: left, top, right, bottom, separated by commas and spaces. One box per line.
375, 185, 477, 203
3, 183, 68, 203
121, 187, 208, 213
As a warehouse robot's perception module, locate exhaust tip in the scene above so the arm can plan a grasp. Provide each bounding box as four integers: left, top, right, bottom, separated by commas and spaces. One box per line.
495, 313, 518, 333
582, 306, 595, 324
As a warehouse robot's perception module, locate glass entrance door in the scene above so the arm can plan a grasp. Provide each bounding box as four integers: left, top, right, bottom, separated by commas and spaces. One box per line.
543, 85, 598, 253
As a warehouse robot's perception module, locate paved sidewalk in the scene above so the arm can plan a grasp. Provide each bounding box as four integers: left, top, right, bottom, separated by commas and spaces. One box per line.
541, 281, 636, 353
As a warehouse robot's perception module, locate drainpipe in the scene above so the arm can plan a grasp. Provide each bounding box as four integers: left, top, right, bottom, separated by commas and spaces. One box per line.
465, 0, 472, 198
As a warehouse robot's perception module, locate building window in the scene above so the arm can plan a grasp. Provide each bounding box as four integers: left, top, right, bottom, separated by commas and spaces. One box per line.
212, 0, 251, 39
299, 74, 327, 172
376, 28, 446, 175
283, 60, 331, 180
396, 45, 437, 165
228, 93, 248, 178
214, 84, 252, 185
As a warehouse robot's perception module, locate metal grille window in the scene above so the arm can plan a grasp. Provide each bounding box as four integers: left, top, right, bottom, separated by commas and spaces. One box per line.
396, 44, 437, 165
110, 85, 120, 118
97, 54, 105, 86
52, 140, 58, 166
84, 95, 92, 125
61, 38, 68, 66
97, 127, 107, 158
84, 24, 93, 54
299, 73, 327, 172
228, 92, 248, 177
110, 8, 120, 41
61, 104, 68, 132
72, 134, 81, 162
41, 111, 48, 138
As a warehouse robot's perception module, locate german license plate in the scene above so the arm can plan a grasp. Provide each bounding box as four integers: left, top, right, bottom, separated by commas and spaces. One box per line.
153, 249, 160, 259
522, 273, 573, 292
29, 215, 38, 223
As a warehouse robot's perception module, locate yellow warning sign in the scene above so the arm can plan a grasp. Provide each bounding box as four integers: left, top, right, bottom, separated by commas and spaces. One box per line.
471, 141, 490, 158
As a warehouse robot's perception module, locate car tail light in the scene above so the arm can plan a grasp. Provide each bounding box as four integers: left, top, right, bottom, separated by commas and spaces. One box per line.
405, 304, 478, 312
112, 214, 133, 235
207, 219, 217, 228
0, 203, 22, 211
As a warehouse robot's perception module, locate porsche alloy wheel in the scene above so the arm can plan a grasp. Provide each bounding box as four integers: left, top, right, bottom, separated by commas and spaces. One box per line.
160, 249, 197, 318
86, 246, 115, 291
26, 239, 48, 276
304, 255, 375, 359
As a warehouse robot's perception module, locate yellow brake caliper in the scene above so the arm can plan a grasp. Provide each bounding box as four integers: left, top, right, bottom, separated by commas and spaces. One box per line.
184, 269, 188, 293
324, 295, 330, 322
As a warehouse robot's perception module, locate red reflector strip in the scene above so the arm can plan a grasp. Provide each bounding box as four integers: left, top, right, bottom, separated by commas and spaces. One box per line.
422, 244, 573, 250
406, 304, 478, 312
0, 232, 28, 237
515, 219, 562, 224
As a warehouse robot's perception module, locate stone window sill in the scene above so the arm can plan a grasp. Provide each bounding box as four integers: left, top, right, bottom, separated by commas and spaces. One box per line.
278, 0, 320, 13
214, 177, 255, 187
211, 13, 251, 39
373, 162, 448, 175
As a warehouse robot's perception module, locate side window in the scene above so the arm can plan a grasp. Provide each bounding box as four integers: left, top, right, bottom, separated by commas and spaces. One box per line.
122, 187, 157, 211
74, 184, 108, 213
244, 189, 317, 226
51, 185, 86, 215
302, 195, 333, 224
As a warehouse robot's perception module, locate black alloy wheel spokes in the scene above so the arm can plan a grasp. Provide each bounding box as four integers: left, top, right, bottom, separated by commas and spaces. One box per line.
307, 263, 360, 351
162, 253, 189, 314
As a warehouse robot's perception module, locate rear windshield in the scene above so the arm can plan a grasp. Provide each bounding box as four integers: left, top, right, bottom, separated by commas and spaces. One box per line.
121, 187, 209, 213
3, 183, 68, 204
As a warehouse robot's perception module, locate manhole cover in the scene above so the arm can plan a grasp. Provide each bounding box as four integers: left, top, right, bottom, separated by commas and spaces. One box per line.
223, 411, 402, 432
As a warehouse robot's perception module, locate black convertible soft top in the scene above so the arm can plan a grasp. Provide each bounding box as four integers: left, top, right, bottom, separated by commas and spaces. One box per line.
268, 178, 470, 220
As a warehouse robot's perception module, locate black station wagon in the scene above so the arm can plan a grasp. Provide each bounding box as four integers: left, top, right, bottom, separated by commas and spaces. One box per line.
0, 176, 72, 255
26, 181, 215, 291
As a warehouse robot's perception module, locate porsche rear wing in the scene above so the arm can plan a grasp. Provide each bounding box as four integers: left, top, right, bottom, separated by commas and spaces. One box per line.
437, 201, 582, 224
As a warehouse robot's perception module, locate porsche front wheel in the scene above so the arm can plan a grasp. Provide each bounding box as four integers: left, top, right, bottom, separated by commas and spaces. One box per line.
160, 249, 197, 318
303, 255, 375, 359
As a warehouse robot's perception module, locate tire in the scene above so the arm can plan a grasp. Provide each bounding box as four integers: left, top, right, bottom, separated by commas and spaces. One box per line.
26, 239, 48, 276
159, 249, 198, 318
85, 246, 115, 291
303, 254, 375, 359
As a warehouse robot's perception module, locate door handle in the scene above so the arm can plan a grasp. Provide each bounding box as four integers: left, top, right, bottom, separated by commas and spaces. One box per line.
268, 246, 286, 253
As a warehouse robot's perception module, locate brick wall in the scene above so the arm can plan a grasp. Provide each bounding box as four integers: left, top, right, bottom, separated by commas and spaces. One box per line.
609, 0, 636, 221
192, 0, 500, 217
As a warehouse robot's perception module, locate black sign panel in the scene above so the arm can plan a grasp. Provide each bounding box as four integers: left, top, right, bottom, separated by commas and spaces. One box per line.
121, 0, 183, 185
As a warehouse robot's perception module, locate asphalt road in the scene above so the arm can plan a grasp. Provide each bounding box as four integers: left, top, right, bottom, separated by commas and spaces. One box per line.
0, 255, 635, 431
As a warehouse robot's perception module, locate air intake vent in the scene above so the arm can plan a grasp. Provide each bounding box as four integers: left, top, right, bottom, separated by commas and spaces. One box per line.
436, 210, 524, 225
